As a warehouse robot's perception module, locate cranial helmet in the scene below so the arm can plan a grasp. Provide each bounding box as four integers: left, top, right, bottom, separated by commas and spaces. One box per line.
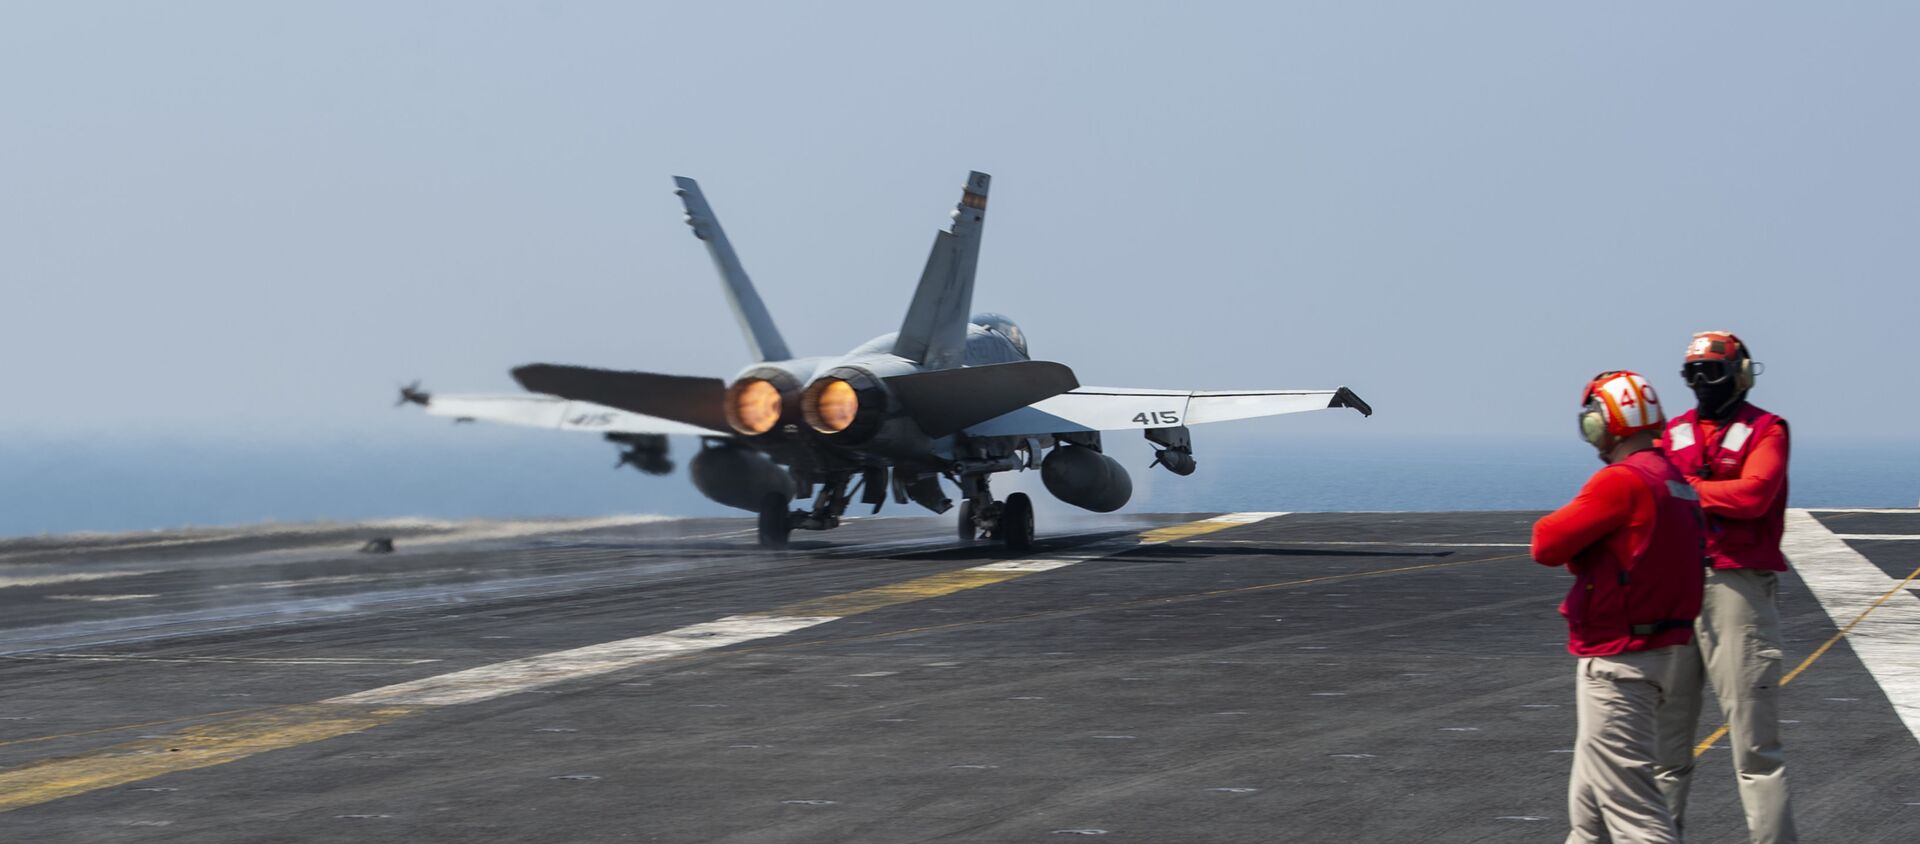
1682, 330, 1757, 392
1580, 371, 1666, 448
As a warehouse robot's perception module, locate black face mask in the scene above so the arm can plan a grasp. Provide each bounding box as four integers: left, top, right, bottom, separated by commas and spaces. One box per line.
1690, 378, 1743, 420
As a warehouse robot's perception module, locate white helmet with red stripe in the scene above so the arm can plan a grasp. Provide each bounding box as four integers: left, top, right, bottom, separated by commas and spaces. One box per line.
1579, 370, 1665, 447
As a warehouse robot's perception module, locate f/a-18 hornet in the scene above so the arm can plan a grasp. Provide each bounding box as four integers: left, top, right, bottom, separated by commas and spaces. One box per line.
402, 172, 1371, 549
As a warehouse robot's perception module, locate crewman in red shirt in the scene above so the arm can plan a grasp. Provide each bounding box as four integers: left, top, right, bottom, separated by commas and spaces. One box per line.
1652, 332, 1798, 843
1533, 371, 1704, 844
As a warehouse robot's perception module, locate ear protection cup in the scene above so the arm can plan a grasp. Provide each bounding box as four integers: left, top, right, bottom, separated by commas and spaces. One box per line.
1718, 332, 1755, 391
1579, 405, 1611, 448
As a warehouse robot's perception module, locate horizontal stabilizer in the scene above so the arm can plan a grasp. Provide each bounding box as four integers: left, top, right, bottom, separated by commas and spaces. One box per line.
512, 365, 730, 434
417, 393, 723, 436
965, 386, 1370, 438
885, 360, 1079, 438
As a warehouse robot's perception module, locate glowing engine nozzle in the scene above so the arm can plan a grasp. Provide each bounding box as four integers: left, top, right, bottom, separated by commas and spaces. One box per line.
724, 378, 784, 436
800, 370, 885, 441
806, 379, 858, 433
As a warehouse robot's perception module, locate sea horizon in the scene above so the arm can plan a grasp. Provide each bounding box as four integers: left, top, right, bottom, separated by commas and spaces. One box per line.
3, 429, 1912, 539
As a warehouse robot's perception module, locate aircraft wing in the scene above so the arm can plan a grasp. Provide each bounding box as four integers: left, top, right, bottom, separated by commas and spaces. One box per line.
962, 386, 1371, 437
415, 393, 726, 436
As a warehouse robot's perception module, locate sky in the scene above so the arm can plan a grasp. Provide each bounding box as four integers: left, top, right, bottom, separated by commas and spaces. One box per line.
2, 3, 1916, 527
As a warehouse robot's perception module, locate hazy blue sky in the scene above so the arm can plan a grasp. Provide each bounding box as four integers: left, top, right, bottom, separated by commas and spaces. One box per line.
4, 2, 1916, 447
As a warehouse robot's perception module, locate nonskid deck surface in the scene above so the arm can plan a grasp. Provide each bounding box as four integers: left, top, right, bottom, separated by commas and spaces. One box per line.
0, 511, 1915, 843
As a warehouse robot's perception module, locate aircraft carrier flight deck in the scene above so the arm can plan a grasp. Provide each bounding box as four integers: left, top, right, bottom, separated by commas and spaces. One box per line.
2, 511, 1916, 843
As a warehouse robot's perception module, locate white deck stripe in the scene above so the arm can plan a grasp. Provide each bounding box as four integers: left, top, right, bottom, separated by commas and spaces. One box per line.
9, 653, 440, 665
0, 571, 157, 589
1783, 509, 1920, 746
973, 559, 1080, 573
326, 513, 1290, 707
1219, 540, 1529, 548
1200, 511, 1289, 525
216, 570, 469, 590
330, 614, 837, 706
1806, 508, 1920, 514
1832, 534, 1920, 542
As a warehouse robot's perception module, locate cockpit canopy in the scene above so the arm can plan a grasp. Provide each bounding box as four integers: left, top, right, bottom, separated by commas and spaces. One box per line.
971, 312, 1028, 358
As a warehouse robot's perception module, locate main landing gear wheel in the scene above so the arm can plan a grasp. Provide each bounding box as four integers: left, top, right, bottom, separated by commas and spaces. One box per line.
998, 492, 1034, 552
757, 492, 791, 549
957, 500, 978, 542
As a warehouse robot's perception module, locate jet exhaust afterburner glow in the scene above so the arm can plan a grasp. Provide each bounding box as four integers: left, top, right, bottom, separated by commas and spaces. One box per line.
724, 378, 783, 435
805, 379, 859, 433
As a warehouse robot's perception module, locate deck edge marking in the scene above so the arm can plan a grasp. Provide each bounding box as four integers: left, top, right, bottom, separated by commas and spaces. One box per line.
1777, 509, 1920, 747
1692, 555, 1920, 756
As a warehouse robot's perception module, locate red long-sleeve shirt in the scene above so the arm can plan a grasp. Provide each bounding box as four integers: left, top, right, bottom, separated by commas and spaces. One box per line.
1532, 461, 1655, 571
1533, 448, 1703, 656
1688, 420, 1789, 519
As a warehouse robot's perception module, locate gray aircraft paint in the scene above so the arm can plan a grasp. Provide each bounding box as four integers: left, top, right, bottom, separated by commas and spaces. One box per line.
893, 172, 990, 370
408, 171, 1365, 546
673, 177, 792, 363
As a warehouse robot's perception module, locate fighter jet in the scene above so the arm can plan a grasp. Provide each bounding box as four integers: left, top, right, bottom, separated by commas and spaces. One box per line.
402, 172, 1371, 549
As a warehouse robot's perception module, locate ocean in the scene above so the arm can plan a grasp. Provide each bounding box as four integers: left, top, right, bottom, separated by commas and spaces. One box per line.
1, 430, 1913, 538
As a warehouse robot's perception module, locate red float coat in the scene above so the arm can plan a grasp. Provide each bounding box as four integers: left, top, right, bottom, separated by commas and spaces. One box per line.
1661, 403, 1790, 572
1532, 449, 1707, 657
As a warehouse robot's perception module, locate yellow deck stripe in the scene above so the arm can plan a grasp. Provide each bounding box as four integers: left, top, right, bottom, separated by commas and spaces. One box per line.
0, 707, 264, 750
1137, 512, 1287, 545
763, 567, 1035, 618
753, 554, 1528, 652
0, 513, 1288, 811
772, 512, 1289, 618
1692, 561, 1920, 757
0, 704, 420, 812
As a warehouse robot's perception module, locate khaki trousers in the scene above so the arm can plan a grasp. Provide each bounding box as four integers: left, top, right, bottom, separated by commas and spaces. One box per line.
1567, 646, 1682, 844
1653, 568, 1797, 843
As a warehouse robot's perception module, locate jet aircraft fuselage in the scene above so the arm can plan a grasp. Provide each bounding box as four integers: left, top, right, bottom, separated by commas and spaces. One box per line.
406, 172, 1369, 548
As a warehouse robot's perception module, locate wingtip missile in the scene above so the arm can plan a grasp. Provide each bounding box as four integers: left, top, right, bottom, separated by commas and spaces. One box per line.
396, 380, 430, 407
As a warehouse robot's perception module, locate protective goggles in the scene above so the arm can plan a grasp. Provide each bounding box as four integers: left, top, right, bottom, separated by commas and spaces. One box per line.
1680, 359, 1734, 386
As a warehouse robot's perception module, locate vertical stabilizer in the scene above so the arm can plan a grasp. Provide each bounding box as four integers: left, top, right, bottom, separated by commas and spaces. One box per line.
674, 177, 792, 362
893, 171, 990, 370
